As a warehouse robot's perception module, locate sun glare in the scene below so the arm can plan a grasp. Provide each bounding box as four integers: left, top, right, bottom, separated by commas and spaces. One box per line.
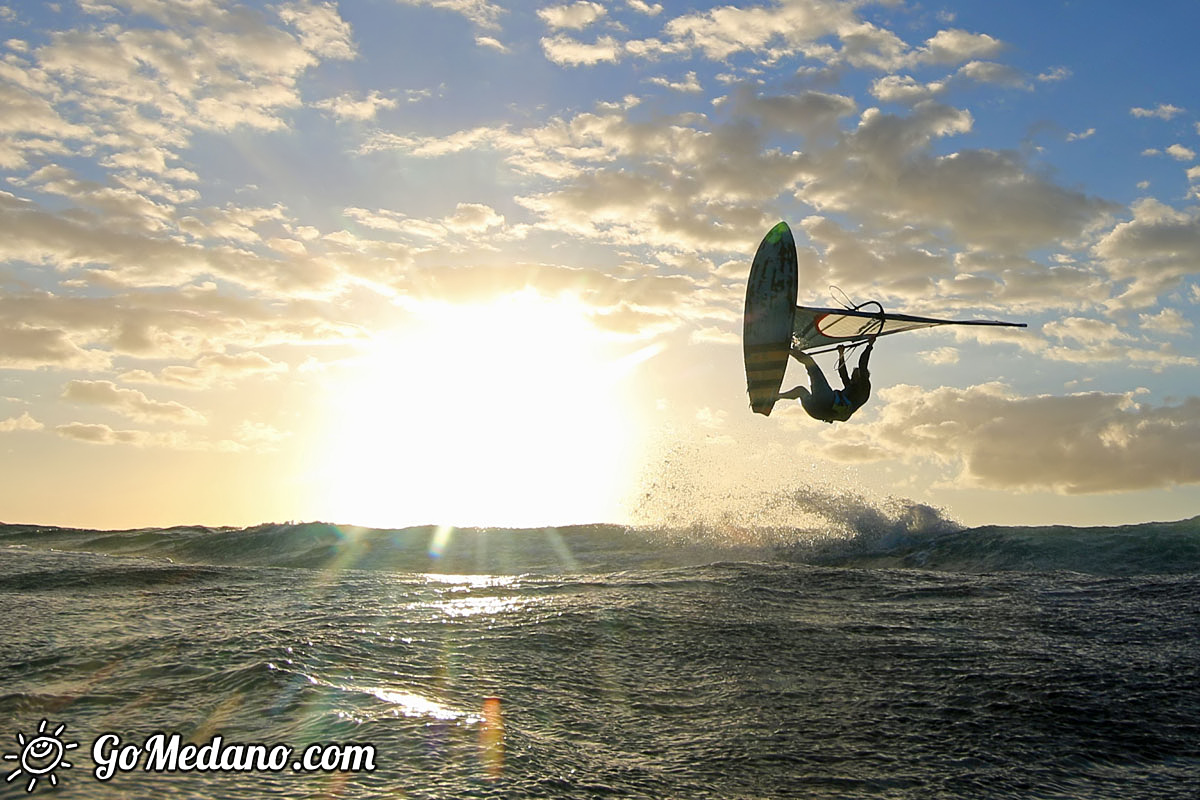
313, 292, 651, 529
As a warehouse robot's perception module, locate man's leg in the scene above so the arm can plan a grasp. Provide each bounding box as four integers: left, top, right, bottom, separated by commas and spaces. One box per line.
791, 349, 835, 406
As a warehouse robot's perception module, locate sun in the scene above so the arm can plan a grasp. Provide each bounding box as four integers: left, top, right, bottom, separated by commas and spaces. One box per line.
4, 720, 78, 793
312, 291, 655, 529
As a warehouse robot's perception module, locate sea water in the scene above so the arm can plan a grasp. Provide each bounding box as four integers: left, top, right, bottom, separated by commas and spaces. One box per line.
2, 506, 1199, 798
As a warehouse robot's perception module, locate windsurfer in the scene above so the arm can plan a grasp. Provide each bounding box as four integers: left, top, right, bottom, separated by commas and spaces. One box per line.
779, 336, 874, 423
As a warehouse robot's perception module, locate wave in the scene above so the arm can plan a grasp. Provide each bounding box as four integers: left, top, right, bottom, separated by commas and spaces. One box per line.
3, 506, 1199, 577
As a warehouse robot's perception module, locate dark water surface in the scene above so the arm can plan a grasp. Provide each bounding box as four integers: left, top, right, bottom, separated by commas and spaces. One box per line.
2, 520, 1198, 798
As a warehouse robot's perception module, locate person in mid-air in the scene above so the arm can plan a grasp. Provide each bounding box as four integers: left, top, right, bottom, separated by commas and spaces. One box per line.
778, 336, 874, 423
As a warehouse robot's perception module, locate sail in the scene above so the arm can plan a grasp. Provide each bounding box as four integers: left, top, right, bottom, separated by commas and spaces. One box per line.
793, 305, 1026, 353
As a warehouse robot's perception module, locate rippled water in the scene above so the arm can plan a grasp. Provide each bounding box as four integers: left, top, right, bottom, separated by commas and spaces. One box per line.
2, 530, 1199, 798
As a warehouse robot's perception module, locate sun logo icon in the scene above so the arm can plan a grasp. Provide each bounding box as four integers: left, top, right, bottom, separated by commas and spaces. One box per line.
4, 720, 79, 793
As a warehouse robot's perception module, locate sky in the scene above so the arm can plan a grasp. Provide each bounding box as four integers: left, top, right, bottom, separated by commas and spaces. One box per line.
1, 0, 1198, 531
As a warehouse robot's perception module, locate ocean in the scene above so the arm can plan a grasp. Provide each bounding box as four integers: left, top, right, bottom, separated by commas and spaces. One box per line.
2, 500, 1199, 798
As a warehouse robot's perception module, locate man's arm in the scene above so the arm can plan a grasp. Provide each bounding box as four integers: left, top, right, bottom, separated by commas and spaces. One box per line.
859, 335, 876, 369
836, 345, 850, 385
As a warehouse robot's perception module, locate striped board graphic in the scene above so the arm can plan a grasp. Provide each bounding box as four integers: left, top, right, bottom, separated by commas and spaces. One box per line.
743, 221, 798, 416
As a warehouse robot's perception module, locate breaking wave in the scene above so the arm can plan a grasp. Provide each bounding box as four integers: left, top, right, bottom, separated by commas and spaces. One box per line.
3, 492, 1198, 577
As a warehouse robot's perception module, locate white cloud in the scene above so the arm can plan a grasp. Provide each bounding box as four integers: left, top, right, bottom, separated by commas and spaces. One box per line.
121, 351, 288, 389
798, 103, 1116, 254
313, 90, 397, 121
54, 421, 246, 451
445, 202, 505, 232
825, 382, 1200, 494
647, 71, 702, 93
1043, 316, 1130, 346
0, 411, 43, 433
1131, 104, 1185, 120
1138, 307, 1193, 335
475, 35, 509, 53
235, 420, 290, 450
394, 0, 504, 29
0, 0, 359, 217
1166, 143, 1196, 161
658, 0, 860, 63
0, 191, 343, 294
365, 86, 1115, 291
541, 33, 623, 66
538, 2, 607, 30
343, 202, 504, 248
955, 60, 1026, 88
277, 1, 357, 60
1067, 128, 1095, 142
1095, 198, 1200, 307
0, 324, 111, 371
1037, 66, 1071, 82
626, 0, 661, 15
62, 379, 206, 424
870, 74, 945, 104
919, 346, 959, 365
56, 422, 148, 447
917, 29, 1004, 65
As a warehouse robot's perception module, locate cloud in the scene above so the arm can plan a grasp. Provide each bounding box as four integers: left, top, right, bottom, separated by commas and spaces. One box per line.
939, 316, 1196, 370
0, 82, 93, 168
365, 86, 1115, 299
647, 71, 702, 93
627, 0, 662, 15
475, 36, 509, 53
538, 2, 607, 30
797, 103, 1117, 254
541, 33, 623, 66
1037, 66, 1071, 82
445, 202, 505, 232
0, 191, 343, 294
916, 29, 1004, 65
1166, 143, 1196, 161
642, 6, 1003, 72
657, 1, 866, 63
234, 420, 290, 451
954, 60, 1026, 88
1138, 307, 1192, 336
937, 253, 1110, 312
56, 422, 148, 446
719, 85, 857, 138
313, 90, 397, 121
54, 421, 246, 451
0, 411, 43, 433
277, 1, 357, 60
1043, 316, 1129, 346
344, 202, 504, 242
0, 283, 362, 376
62, 379, 206, 424
1094, 198, 1200, 307
9, 0, 357, 194
870, 74, 946, 104
120, 351, 289, 389
824, 382, 1200, 494
394, 0, 505, 29
1131, 104, 1185, 120
919, 347, 959, 365
0, 324, 112, 370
